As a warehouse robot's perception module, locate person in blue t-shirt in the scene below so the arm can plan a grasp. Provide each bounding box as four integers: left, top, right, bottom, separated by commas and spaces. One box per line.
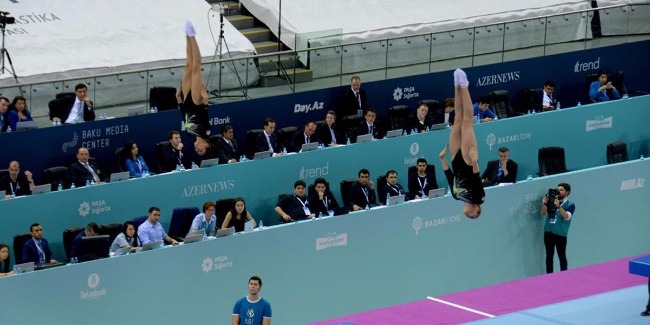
472, 95, 497, 122
232, 276, 272, 325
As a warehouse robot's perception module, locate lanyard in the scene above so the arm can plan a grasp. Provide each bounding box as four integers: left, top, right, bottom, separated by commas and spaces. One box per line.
9, 181, 17, 195
323, 196, 329, 209
294, 195, 307, 208
134, 159, 142, 172
417, 176, 428, 191
361, 187, 369, 203
388, 184, 402, 195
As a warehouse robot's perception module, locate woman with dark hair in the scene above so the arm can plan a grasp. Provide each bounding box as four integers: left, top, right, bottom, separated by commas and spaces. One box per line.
317, 110, 341, 146
222, 198, 256, 232
109, 221, 141, 254
589, 70, 620, 102
189, 201, 217, 237
0, 243, 13, 276
123, 141, 150, 178
7, 96, 33, 132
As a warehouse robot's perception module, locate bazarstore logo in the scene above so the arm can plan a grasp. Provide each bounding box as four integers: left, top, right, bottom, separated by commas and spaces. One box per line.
486, 132, 533, 148
412, 217, 423, 235
486, 133, 496, 150
294, 101, 324, 113
80, 273, 106, 300
412, 215, 462, 235
316, 232, 348, 251
585, 115, 613, 132
574, 57, 600, 73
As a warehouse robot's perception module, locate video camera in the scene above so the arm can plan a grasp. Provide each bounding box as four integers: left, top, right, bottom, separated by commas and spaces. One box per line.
0, 11, 16, 27
545, 188, 559, 219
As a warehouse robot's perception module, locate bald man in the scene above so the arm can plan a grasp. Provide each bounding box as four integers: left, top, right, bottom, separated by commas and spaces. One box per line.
1, 161, 34, 198
68, 147, 105, 187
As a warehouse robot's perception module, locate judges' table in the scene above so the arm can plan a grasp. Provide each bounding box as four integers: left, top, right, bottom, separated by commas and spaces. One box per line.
1, 96, 650, 261
1, 159, 649, 325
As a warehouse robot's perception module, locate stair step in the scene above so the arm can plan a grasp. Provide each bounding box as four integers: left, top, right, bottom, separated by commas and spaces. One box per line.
227, 14, 254, 29
259, 68, 313, 87
254, 41, 281, 54
240, 27, 273, 43
258, 56, 298, 73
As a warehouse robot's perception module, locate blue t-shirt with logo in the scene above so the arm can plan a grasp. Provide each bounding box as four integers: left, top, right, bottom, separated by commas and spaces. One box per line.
232, 296, 272, 325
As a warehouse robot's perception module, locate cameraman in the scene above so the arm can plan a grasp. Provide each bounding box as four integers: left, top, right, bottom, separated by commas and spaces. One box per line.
540, 183, 575, 274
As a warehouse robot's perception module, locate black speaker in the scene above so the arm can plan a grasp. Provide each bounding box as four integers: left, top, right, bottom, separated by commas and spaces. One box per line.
149, 87, 178, 111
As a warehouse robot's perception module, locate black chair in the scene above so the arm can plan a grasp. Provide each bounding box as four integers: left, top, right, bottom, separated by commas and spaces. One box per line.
489, 90, 517, 119
209, 134, 224, 149
339, 179, 357, 211
278, 126, 298, 151
215, 197, 238, 228
341, 114, 363, 143
376, 176, 388, 205
149, 86, 178, 111
245, 129, 264, 159
0, 169, 8, 181
154, 141, 170, 173
606, 141, 628, 164
47, 93, 75, 122
42, 166, 70, 191
100, 223, 123, 243
519, 88, 542, 114
131, 216, 148, 230
538, 147, 567, 176
388, 105, 409, 130
12, 233, 32, 265
168, 207, 200, 241
62, 226, 84, 261
114, 147, 126, 173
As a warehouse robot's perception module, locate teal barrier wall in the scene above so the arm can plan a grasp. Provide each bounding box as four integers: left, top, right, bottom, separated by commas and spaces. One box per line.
0, 96, 649, 262
0, 159, 649, 325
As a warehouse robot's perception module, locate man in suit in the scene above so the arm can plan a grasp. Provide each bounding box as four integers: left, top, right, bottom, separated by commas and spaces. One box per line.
275, 180, 314, 222
339, 75, 368, 118
481, 147, 518, 186
408, 102, 434, 134
308, 177, 342, 217
51, 83, 96, 124
408, 158, 439, 199
159, 130, 189, 172
540, 80, 557, 111
357, 108, 385, 140
255, 118, 282, 155
0, 96, 8, 132
69, 147, 104, 187
289, 121, 318, 152
22, 223, 57, 265
349, 168, 377, 211
217, 124, 239, 164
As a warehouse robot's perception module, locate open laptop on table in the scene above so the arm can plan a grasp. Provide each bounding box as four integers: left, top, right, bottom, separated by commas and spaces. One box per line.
16, 121, 39, 131
428, 188, 446, 198
31, 184, 51, 195
183, 232, 204, 244
12, 261, 35, 273
216, 226, 235, 238
200, 158, 219, 168
385, 129, 403, 138
429, 123, 449, 131
253, 151, 272, 160
356, 134, 373, 143
142, 240, 164, 251
110, 171, 130, 183
243, 220, 255, 233
387, 194, 406, 206
300, 142, 318, 152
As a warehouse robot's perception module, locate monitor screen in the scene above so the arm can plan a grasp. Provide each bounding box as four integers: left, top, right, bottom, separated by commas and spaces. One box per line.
78, 235, 111, 262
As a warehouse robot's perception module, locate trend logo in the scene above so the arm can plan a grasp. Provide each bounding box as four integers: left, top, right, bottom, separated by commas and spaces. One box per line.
393, 87, 403, 101
78, 202, 90, 217
61, 132, 79, 153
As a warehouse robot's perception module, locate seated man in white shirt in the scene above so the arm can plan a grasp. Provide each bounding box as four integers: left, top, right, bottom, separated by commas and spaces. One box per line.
51, 83, 96, 124
137, 207, 179, 245
540, 80, 557, 111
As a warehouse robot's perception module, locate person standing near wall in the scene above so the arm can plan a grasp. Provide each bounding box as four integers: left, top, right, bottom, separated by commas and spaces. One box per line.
232, 275, 272, 325
540, 183, 576, 273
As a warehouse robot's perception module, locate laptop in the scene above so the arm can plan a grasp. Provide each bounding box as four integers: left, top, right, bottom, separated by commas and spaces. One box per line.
127, 106, 145, 116
356, 134, 373, 143
113, 246, 132, 256
183, 232, 204, 244
216, 226, 235, 238
200, 158, 219, 168
12, 261, 35, 273
243, 220, 255, 233
141, 240, 164, 251
385, 129, 403, 138
429, 123, 449, 131
387, 194, 406, 206
428, 188, 446, 198
253, 151, 272, 160
31, 184, 51, 195
16, 121, 39, 131
300, 142, 318, 152
109, 171, 130, 182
